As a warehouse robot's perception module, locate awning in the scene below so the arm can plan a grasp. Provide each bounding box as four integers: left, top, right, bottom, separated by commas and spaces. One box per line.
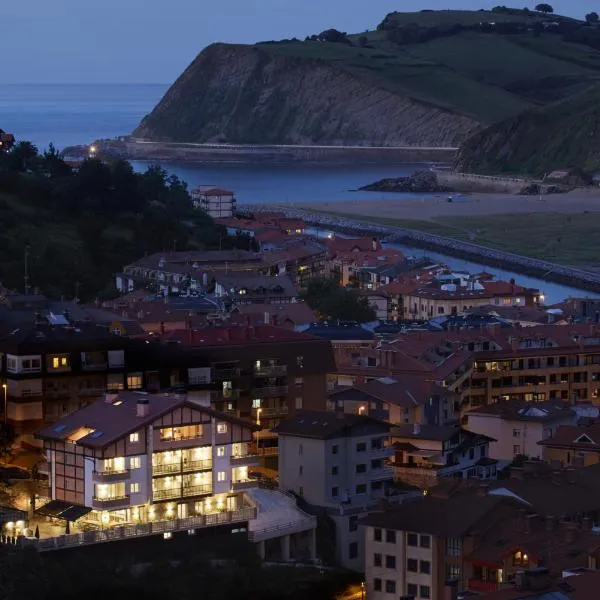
35, 500, 91, 522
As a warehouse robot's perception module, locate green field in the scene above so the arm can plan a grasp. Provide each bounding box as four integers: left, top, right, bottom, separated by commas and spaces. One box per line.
312, 210, 600, 266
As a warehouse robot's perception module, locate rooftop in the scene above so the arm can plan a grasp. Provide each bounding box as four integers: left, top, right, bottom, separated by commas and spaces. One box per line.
468, 400, 575, 423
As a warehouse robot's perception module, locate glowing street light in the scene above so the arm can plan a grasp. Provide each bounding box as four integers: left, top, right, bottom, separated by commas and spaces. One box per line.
89, 145, 97, 158
2, 383, 6, 425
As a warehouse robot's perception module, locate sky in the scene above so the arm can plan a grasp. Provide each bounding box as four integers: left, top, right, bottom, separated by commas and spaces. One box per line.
0, 0, 590, 84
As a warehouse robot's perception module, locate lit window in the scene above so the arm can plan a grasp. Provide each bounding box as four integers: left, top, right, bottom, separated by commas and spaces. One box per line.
127, 374, 143, 390
129, 433, 139, 443
252, 398, 261, 409
130, 483, 140, 493
129, 457, 141, 469
217, 471, 226, 482
163, 532, 172, 540
217, 446, 226, 457
217, 423, 227, 434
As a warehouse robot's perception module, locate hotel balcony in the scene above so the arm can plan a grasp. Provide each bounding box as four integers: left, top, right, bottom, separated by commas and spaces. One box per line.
92, 495, 130, 510
252, 386, 288, 398
93, 469, 130, 483
183, 484, 213, 498
182, 459, 212, 473
230, 453, 260, 467
254, 365, 288, 377
231, 479, 257, 491
153, 484, 212, 501
153, 459, 212, 476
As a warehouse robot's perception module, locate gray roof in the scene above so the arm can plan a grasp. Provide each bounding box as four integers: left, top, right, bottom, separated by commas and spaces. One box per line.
391, 423, 461, 442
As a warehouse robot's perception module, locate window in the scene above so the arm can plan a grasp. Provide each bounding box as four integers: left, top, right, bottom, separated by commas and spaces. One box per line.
129, 457, 141, 469
513, 428, 521, 438
294, 377, 304, 385
407, 584, 418, 597
217, 446, 226, 457
420, 560, 431, 574
356, 463, 367, 474
385, 580, 396, 594
407, 533, 418, 547
127, 374, 143, 390
295, 396, 303, 410
299, 443, 303, 456
446, 537, 462, 556
129, 433, 139, 443
513, 550, 529, 567
331, 487, 339, 498
217, 423, 228, 434
222, 381, 232, 398
420, 585, 431, 599
356, 442, 367, 452
217, 471, 226, 482
349, 542, 358, 559
420, 534, 431, 548
356, 484, 367, 494
296, 355, 304, 368
407, 558, 418, 572
49, 355, 69, 370
371, 458, 383, 469
386, 529, 396, 544
385, 555, 396, 569
252, 398, 262, 409
349, 516, 358, 532
374, 528, 382, 542
446, 564, 461, 580
374, 553, 382, 567
160, 425, 203, 441
331, 466, 339, 476
130, 483, 140, 493
371, 481, 383, 491
299, 465, 303, 476
373, 578, 382, 592
513, 445, 521, 457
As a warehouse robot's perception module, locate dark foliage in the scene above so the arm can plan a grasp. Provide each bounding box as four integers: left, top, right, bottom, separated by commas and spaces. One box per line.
301, 278, 376, 322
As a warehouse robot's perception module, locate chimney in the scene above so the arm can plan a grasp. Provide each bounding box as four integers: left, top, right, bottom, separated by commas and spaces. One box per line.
413, 423, 421, 436
443, 579, 459, 600
136, 398, 149, 418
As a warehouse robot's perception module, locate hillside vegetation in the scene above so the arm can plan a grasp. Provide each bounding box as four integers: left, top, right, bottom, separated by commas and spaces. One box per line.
0, 143, 251, 300
135, 8, 600, 147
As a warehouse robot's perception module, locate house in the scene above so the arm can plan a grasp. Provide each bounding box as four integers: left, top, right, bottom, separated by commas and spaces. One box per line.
230, 302, 317, 329
390, 424, 497, 488
34, 392, 317, 559
275, 410, 400, 570
190, 187, 236, 218
538, 421, 600, 468
0, 129, 15, 152
328, 376, 457, 426
466, 400, 576, 461
210, 272, 299, 305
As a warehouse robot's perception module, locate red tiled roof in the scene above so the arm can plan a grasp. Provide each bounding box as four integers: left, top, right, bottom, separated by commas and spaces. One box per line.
192, 187, 234, 196
538, 423, 600, 449
325, 237, 380, 255
482, 280, 536, 296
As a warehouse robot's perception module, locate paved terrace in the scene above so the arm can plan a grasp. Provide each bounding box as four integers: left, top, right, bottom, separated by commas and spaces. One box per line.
241, 205, 600, 293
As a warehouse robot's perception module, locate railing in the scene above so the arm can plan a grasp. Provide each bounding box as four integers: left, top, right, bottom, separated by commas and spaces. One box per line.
231, 479, 257, 491
254, 365, 288, 377
253, 406, 289, 417
256, 447, 279, 456
35, 507, 257, 552
152, 488, 182, 501
82, 362, 108, 372
188, 376, 211, 385
230, 454, 260, 466
248, 516, 317, 543
183, 484, 213, 497
252, 386, 289, 398
78, 387, 106, 397
152, 463, 181, 476
182, 459, 213, 472
93, 469, 130, 482
92, 495, 130, 509
214, 368, 240, 380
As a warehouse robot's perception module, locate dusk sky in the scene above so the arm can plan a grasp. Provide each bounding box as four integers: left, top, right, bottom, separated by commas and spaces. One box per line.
2, 0, 591, 84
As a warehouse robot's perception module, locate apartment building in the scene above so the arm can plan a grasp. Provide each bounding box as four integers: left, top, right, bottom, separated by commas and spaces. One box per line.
538, 421, 600, 467
275, 410, 397, 570
36, 391, 259, 528
211, 272, 299, 305
466, 400, 576, 461
191, 187, 237, 218
0, 318, 155, 437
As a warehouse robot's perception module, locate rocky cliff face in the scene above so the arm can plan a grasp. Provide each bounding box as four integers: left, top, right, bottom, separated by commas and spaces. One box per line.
133, 44, 479, 146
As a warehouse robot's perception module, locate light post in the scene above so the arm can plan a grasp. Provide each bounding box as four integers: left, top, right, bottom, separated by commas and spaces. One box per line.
361, 581, 365, 600
256, 408, 262, 457
2, 384, 6, 425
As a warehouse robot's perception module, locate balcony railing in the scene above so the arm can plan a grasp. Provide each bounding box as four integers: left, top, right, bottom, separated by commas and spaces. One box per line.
82, 362, 108, 372
35, 507, 258, 552
214, 368, 241, 381
254, 365, 288, 377
153, 459, 212, 476
231, 479, 257, 491
182, 459, 212, 472
252, 406, 289, 418
230, 454, 260, 466
92, 495, 130, 509
183, 484, 213, 497
93, 469, 130, 482
153, 484, 213, 501
78, 387, 106, 397
252, 386, 288, 398
152, 488, 181, 501
152, 463, 181, 476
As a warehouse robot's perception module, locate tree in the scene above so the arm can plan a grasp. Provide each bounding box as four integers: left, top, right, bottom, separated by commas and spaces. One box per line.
301, 278, 376, 322
586, 11, 599, 24
535, 3, 553, 13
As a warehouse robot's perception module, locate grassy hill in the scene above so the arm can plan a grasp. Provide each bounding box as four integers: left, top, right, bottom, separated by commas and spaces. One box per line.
455, 84, 600, 175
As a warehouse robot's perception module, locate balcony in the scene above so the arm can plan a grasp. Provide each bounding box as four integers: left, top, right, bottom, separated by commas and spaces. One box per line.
252, 386, 289, 398
93, 469, 130, 482
153, 487, 181, 501
468, 580, 499, 593
370, 466, 395, 480
230, 453, 260, 467
254, 365, 288, 377
153, 484, 213, 501
78, 387, 106, 397
231, 479, 257, 491
152, 463, 181, 476
182, 459, 212, 472
214, 368, 241, 381
45, 389, 71, 399
92, 495, 130, 510
82, 362, 108, 372
183, 484, 212, 497
252, 406, 289, 418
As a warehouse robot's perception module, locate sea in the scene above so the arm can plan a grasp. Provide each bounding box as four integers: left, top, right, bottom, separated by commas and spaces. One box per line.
0, 83, 597, 303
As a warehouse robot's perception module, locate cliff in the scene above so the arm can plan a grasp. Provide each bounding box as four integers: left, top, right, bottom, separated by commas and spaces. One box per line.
133, 44, 478, 147
455, 85, 600, 175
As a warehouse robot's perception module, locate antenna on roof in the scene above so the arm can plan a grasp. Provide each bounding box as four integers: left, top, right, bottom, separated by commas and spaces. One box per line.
24, 245, 30, 295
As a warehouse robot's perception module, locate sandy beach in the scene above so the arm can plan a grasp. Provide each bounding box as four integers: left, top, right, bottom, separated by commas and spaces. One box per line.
299, 189, 600, 220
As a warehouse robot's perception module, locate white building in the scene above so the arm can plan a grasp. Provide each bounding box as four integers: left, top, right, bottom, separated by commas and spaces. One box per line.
191, 187, 236, 218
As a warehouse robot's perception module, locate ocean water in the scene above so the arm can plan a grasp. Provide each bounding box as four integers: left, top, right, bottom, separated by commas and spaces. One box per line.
0, 83, 168, 150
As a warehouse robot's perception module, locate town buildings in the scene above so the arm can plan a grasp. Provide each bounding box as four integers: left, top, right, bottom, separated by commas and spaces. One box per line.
538, 421, 600, 467
0, 129, 15, 152
466, 400, 576, 461
191, 187, 237, 218
275, 410, 400, 570
211, 272, 299, 305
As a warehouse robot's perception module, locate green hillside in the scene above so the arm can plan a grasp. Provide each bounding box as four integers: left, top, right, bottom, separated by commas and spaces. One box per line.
256, 9, 600, 125
455, 84, 600, 175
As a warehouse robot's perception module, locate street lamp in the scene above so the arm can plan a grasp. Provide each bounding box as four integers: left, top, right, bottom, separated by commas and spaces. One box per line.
2, 384, 6, 425
89, 145, 97, 158
256, 407, 262, 457
361, 581, 365, 600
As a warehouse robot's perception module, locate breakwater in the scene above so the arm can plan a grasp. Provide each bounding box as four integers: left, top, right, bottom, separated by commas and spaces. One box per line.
241, 205, 600, 294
